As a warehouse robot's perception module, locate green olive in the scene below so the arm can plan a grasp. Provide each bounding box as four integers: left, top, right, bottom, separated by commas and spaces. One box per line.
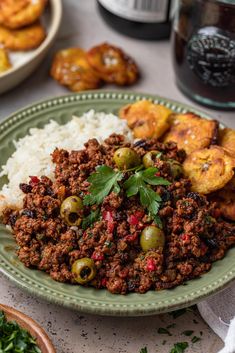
60, 196, 83, 226
72, 258, 96, 284
143, 150, 161, 168
140, 225, 165, 252
113, 147, 141, 170
168, 159, 183, 179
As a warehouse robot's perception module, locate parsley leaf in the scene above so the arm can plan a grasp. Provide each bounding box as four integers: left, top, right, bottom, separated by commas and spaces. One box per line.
158, 327, 172, 336
140, 347, 148, 353
182, 330, 194, 336
124, 167, 170, 222
191, 336, 201, 343
170, 342, 189, 353
82, 209, 100, 230
84, 165, 123, 206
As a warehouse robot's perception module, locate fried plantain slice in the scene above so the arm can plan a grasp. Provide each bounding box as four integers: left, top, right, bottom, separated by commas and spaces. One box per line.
0, 47, 11, 73
119, 100, 172, 139
0, 0, 47, 29
210, 189, 235, 221
87, 42, 139, 86
50, 48, 103, 92
163, 113, 218, 155
218, 128, 235, 158
0, 22, 46, 51
183, 146, 235, 194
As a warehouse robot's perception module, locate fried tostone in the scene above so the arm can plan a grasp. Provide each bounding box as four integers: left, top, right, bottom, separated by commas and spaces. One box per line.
218, 128, 235, 158
183, 146, 235, 194
0, 0, 47, 29
119, 100, 172, 139
87, 42, 139, 86
163, 113, 218, 155
50, 47, 103, 92
0, 47, 11, 73
0, 22, 46, 51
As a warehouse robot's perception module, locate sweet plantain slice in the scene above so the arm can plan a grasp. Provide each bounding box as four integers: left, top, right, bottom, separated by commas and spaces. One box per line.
210, 189, 235, 221
0, 22, 46, 51
163, 113, 218, 155
0, 0, 47, 29
50, 48, 103, 92
218, 128, 235, 158
87, 42, 139, 86
0, 47, 11, 73
119, 100, 172, 139
183, 146, 235, 194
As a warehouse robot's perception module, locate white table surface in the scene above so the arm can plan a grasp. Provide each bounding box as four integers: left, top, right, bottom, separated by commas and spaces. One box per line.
0, 0, 234, 352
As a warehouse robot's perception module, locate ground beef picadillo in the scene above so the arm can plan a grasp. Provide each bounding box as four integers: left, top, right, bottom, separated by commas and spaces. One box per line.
3, 134, 235, 294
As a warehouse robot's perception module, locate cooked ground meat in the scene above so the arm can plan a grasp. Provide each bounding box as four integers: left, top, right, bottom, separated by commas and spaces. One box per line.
3, 134, 235, 294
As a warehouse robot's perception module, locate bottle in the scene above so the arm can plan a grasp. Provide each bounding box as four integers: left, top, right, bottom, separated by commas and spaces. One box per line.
172, 0, 235, 110
97, 0, 173, 40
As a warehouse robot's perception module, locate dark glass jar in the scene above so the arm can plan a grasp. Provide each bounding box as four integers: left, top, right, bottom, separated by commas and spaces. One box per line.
97, 0, 173, 40
172, 0, 235, 110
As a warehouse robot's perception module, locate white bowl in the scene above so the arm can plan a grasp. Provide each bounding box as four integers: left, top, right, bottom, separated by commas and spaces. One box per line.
0, 0, 62, 94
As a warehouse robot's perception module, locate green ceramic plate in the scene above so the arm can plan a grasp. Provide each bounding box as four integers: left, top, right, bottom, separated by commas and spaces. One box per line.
0, 91, 234, 316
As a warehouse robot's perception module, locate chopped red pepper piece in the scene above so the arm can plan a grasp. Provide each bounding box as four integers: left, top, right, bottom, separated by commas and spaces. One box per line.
124, 233, 138, 242
101, 278, 107, 287
181, 234, 191, 244
146, 258, 156, 272
155, 172, 161, 177
29, 176, 40, 184
91, 252, 104, 261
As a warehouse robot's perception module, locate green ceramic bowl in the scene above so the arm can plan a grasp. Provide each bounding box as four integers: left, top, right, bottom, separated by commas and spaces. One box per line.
0, 91, 234, 316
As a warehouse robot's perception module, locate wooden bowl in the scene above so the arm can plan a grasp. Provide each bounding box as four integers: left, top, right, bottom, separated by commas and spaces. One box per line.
0, 304, 56, 353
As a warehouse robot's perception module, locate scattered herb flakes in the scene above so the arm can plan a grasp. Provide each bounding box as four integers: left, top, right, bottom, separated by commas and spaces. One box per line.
0, 311, 41, 353
84, 165, 123, 206
193, 319, 199, 324
200, 331, 203, 336
162, 340, 167, 345
158, 327, 172, 336
191, 336, 201, 343
170, 342, 189, 353
169, 308, 187, 319
82, 209, 100, 229
140, 347, 148, 353
167, 323, 176, 329
182, 330, 194, 336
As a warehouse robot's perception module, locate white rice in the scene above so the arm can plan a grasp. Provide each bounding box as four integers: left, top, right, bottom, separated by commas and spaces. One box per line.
0, 110, 133, 213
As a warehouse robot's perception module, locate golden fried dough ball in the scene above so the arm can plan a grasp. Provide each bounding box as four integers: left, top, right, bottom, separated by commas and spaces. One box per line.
0, 0, 47, 29
0, 47, 11, 73
0, 22, 46, 51
183, 146, 235, 194
50, 48, 103, 92
218, 128, 235, 158
87, 42, 139, 85
119, 100, 172, 139
163, 113, 218, 155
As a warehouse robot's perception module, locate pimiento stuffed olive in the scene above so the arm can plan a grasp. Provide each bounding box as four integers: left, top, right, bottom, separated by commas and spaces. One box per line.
72, 258, 97, 284
60, 195, 83, 226
140, 225, 165, 251
113, 147, 141, 170
168, 159, 183, 179
143, 150, 161, 168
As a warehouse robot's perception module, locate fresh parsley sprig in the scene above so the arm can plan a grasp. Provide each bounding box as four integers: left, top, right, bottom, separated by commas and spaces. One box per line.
83, 165, 123, 206
83, 165, 170, 226
124, 167, 170, 223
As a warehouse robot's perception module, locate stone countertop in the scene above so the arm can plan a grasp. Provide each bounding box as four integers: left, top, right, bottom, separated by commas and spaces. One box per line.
0, 0, 234, 352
